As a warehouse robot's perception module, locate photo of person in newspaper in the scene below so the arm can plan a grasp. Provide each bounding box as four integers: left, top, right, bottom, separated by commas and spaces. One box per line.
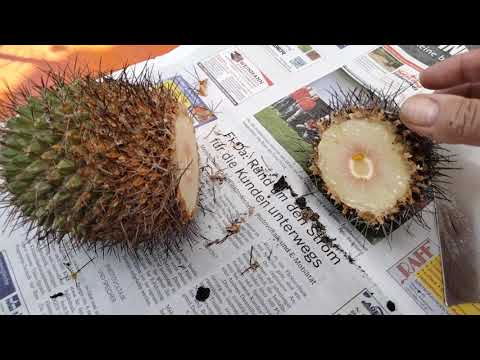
270, 86, 331, 144
255, 68, 363, 168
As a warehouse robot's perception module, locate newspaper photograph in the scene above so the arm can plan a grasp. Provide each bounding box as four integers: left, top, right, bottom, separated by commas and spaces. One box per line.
1, 45, 479, 315
344, 45, 480, 104
264, 45, 351, 72
163, 75, 218, 127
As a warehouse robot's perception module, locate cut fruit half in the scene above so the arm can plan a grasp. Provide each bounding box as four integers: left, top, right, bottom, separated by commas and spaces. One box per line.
174, 104, 200, 222
307, 87, 456, 241
312, 109, 416, 224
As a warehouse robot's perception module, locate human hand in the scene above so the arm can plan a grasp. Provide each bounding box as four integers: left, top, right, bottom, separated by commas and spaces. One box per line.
400, 49, 480, 146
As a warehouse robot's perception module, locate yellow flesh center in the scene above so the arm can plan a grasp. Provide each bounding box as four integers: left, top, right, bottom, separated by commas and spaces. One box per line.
349, 153, 373, 180
174, 107, 199, 221
315, 118, 413, 218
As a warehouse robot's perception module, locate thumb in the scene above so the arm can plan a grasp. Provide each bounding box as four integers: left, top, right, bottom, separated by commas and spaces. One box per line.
400, 93, 480, 146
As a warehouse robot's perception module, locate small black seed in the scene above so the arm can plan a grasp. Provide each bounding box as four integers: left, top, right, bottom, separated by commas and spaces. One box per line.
195, 286, 210, 302
50, 292, 64, 299
386, 300, 396, 312
295, 196, 307, 209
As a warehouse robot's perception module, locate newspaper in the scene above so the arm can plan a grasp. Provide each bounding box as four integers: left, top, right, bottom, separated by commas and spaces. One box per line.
344, 45, 480, 104
264, 45, 351, 72
196, 47, 274, 106
1, 45, 479, 315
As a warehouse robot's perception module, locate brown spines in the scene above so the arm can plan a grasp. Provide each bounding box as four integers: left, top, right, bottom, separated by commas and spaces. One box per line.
0, 62, 202, 253
68, 76, 195, 249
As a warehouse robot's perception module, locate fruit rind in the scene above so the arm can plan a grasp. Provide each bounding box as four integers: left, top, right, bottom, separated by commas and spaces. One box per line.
0, 66, 202, 253
307, 88, 454, 240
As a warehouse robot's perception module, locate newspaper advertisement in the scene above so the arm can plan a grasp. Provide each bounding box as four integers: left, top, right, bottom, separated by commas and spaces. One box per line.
0, 45, 479, 315
196, 47, 273, 106
264, 45, 351, 72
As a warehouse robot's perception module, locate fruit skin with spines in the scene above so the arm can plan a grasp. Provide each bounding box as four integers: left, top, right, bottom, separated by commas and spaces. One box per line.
0, 63, 200, 254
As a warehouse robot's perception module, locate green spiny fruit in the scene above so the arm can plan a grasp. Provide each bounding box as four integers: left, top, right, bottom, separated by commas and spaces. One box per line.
0, 64, 201, 253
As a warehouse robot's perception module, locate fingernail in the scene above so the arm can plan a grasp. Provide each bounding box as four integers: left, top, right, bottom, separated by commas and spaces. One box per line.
400, 96, 439, 127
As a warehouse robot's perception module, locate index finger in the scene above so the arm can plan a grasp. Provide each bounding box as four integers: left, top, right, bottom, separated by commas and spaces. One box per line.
420, 48, 480, 90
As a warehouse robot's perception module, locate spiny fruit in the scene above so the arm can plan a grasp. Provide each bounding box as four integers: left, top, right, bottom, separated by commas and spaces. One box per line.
0, 64, 200, 253
309, 86, 454, 240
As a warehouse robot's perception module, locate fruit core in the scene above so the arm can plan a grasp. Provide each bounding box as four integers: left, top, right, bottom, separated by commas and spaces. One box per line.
349, 152, 373, 180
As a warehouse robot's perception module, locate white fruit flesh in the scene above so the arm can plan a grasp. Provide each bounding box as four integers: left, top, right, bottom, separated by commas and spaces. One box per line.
315, 118, 413, 218
174, 106, 199, 221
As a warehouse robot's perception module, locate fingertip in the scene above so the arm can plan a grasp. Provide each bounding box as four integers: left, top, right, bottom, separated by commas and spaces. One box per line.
400, 94, 439, 127
418, 67, 434, 89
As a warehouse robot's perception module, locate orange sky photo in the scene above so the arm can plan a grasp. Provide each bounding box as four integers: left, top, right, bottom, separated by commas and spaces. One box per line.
0, 45, 179, 113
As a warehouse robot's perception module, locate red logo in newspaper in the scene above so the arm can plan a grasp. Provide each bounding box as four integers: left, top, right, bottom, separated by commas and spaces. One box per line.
260, 72, 273, 86
394, 69, 422, 90
395, 243, 434, 284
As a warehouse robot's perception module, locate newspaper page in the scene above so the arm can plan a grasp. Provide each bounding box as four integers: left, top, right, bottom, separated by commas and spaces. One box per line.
1, 45, 479, 315
340, 45, 480, 315
343, 45, 480, 104
248, 56, 480, 315
263, 45, 382, 76
0, 47, 399, 315
264, 45, 351, 72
